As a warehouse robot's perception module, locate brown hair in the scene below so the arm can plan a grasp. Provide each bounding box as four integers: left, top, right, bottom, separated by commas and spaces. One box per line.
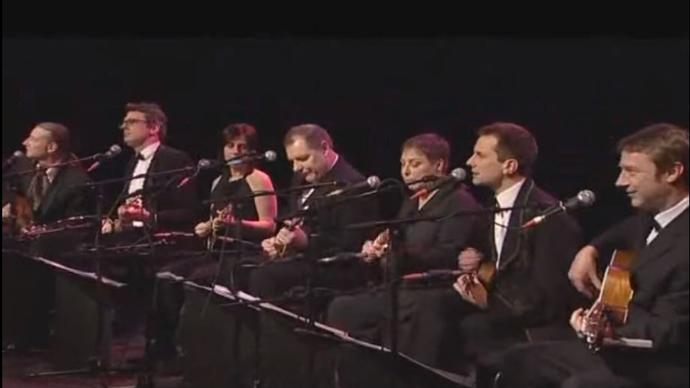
125, 102, 168, 142
402, 133, 450, 173
477, 122, 538, 176
222, 123, 258, 152
617, 123, 689, 186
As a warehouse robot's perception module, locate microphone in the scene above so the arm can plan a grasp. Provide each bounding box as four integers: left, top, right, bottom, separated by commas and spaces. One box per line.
188, 151, 276, 174
406, 174, 441, 186
187, 158, 224, 170
176, 159, 214, 189
226, 150, 277, 166
521, 190, 596, 229
3, 150, 24, 169
87, 144, 122, 172
326, 175, 381, 197
152, 231, 196, 238
402, 269, 463, 281
410, 167, 467, 200
318, 252, 365, 264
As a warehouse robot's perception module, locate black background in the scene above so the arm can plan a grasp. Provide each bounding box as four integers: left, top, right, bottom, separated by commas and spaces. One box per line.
3, 38, 688, 239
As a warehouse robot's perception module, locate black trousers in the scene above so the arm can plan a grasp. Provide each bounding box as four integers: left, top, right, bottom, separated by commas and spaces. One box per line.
247, 257, 368, 300
242, 258, 369, 388
392, 288, 524, 370
497, 340, 689, 388
326, 285, 449, 348
150, 249, 262, 359
2, 250, 54, 348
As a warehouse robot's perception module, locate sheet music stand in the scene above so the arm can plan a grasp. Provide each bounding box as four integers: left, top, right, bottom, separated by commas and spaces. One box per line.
12, 253, 127, 374
179, 282, 471, 388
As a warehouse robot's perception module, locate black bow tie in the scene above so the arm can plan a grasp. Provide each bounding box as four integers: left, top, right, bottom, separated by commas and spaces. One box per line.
650, 219, 662, 232
136, 153, 146, 161
645, 215, 662, 235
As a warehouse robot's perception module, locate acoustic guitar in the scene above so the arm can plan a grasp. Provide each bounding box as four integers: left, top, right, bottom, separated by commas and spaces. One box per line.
582, 249, 635, 352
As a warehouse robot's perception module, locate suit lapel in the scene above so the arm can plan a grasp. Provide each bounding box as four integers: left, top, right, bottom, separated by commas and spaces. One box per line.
497, 179, 535, 270
633, 209, 688, 271
143, 146, 165, 207
147, 146, 165, 189
34, 168, 63, 220
303, 158, 344, 209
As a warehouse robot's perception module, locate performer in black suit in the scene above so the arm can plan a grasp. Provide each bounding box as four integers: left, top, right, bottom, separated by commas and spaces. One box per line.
2, 122, 92, 350
402, 123, 583, 371
180, 124, 379, 388
102, 102, 197, 234
2, 122, 92, 226
248, 123, 380, 298
93, 102, 198, 351
498, 123, 689, 388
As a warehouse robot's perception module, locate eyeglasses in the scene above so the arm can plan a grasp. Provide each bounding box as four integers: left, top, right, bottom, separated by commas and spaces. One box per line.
120, 119, 148, 127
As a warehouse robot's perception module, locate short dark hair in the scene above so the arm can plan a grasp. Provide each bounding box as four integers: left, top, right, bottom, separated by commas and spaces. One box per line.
125, 102, 168, 142
617, 123, 689, 187
283, 124, 333, 150
477, 122, 538, 176
222, 123, 259, 152
402, 133, 450, 173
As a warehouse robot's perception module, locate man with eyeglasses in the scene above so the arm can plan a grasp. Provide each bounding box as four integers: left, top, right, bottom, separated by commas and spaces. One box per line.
102, 102, 198, 233
87, 102, 200, 370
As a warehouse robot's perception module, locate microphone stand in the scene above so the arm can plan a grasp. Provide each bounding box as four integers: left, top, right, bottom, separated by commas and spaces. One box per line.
218, 183, 332, 388
25, 165, 141, 387
134, 164, 199, 388
2, 152, 116, 180
202, 180, 342, 208
201, 175, 250, 317
335, 193, 541, 388
342, 204, 542, 231
290, 195, 325, 388
281, 182, 393, 388
384, 223, 405, 388
26, 163, 196, 387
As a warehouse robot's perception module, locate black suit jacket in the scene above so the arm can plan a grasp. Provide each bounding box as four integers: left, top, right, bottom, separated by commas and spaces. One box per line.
118, 144, 198, 230
288, 156, 380, 256
32, 165, 93, 225
591, 208, 689, 357
4, 157, 92, 225
395, 183, 488, 274
488, 179, 584, 326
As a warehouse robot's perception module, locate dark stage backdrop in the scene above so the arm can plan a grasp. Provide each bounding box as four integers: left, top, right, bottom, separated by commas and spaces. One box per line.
3, 38, 688, 240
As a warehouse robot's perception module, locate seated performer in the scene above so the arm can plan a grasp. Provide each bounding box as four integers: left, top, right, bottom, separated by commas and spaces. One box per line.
324, 133, 488, 388
496, 123, 689, 388
149, 122, 277, 363
3, 122, 92, 227
401, 123, 583, 373
102, 102, 197, 234
2, 122, 92, 350
248, 123, 380, 299
225, 124, 379, 388
327, 132, 487, 342
87, 102, 199, 360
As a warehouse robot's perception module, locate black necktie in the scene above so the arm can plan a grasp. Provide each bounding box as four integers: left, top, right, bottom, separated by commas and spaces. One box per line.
29, 169, 49, 211
136, 153, 146, 161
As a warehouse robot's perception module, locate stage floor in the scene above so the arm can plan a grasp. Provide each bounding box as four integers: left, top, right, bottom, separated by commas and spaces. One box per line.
2, 334, 182, 388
